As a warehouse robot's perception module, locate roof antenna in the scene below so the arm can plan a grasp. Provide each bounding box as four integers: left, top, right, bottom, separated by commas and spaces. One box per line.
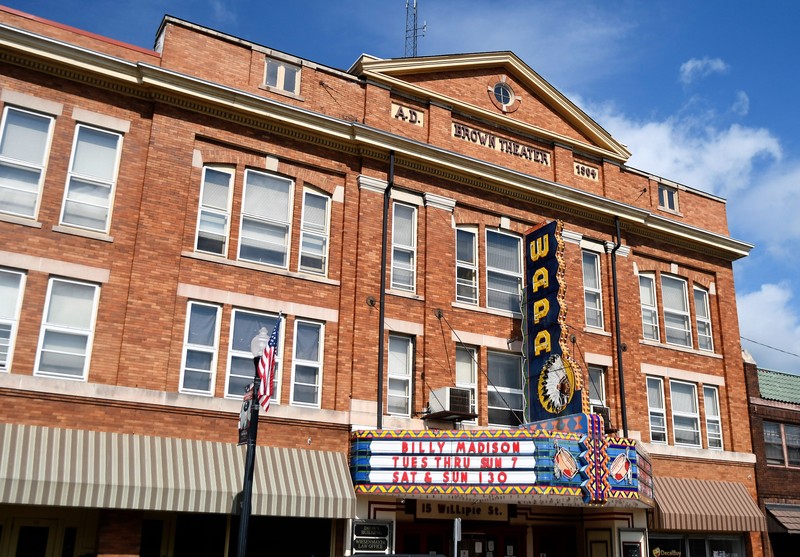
405, 0, 426, 57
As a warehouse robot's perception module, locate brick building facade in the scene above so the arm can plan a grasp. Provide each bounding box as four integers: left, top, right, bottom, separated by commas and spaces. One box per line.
744, 358, 800, 557
0, 5, 764, 557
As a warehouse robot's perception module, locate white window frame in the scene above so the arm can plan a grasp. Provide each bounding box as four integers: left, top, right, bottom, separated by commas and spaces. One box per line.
290, 319, 323, 408
647, 376, 667, 443
587, 365, 606, 407
0, 268, 26, 372
703, 385, 723, 450
225, 309, 282, 401
662, 275, 692, 348
390, 202, 417, 292
582, 250, 604, 329
456, 346, 478, 422
265, 57, 301, 95
179, 301, 221, 395
485, 229, 522, 313
455, 226, 479, 304
639, 273, 660, 341
60, 123, 123, 233
670, 380, 701, 448
487, 351, 524, 427
298, 189, 330, 275
658, 183, 679, 212
694, 286, 714, 351
387, 334, 414, 417
238, 169, 293, 269
34, 278, 100, 381
0, 106, 55, 219
195, 165, 234, 256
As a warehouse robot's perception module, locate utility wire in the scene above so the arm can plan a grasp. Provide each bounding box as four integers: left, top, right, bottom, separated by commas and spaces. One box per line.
741, 336, 800, 360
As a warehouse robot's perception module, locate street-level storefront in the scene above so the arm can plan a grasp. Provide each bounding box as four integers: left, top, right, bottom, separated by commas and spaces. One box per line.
648, 476, 766, 557
350, 414, 654, 557
0, 423, 356, 556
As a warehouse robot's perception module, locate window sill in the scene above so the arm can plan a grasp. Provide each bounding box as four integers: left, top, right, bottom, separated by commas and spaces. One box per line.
387, 288, 424, 302
657, 206, 683, 217
639, 338, 722, 358
584, 326, 610, 337
258, 84, 304, 101
182, 251, 341, 286
0, 213, 43, 228
451, 301, 521, 319
53, 225, 113, 243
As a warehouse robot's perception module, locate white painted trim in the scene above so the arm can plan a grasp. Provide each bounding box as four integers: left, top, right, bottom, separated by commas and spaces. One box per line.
451, 330, 517, 351
391, 189, 423, 206
640, 362, 725, 386
580, 238, 605, 253
357, 175, 388, 194
384, 318, 424, 336
71, 107, 130, 133
176, 283, 339, 322
1, 89, 63, 116
562, 229, 582, 244
424, 192, 456, 211
585, 352, 613, 367
0, 250, 110, 283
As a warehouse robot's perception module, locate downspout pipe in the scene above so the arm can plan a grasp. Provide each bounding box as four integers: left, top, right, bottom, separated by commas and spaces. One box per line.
611, 216, 629, 437
376, 151, 395, 430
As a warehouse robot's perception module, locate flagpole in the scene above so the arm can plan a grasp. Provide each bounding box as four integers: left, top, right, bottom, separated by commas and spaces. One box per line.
237, 322, 277, 557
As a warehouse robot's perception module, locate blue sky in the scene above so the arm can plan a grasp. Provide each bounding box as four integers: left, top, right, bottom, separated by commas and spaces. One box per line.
8, 0, 800, 372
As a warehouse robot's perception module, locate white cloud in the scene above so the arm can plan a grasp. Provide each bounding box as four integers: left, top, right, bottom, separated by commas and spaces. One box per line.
586, 101, 781, 198
731, 91, 749, 116
679, 57, 729, 84
738, 283, 800, 372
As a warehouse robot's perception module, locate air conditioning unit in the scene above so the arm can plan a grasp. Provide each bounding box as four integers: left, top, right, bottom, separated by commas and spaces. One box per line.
591, 405, 615, 434
429, 387, 473, 416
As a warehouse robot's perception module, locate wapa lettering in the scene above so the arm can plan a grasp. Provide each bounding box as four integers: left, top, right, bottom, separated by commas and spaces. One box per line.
452, 123, 550, 166
529, 232, 552, 356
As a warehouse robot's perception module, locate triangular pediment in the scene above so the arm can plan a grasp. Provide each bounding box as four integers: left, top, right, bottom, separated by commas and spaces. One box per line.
350, 52, 631, 162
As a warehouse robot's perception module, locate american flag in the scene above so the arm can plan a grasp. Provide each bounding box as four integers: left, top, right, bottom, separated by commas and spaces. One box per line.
257, 319, 280, 412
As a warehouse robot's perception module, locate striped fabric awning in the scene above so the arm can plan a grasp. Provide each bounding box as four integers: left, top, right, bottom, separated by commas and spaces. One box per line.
652, 476, 766, 532
0, 423, 355, 518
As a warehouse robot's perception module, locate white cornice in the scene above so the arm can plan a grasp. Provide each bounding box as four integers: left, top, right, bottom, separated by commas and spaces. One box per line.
0, 22, 752, 261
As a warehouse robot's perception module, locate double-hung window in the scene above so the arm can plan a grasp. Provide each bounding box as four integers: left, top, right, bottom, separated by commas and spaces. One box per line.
291, 320, 323, 407
670, 380, 701, 447
694, 286, 713, 351
387, 335, 413, 416
486, 230, 522, 312
195, 166, 233, 255
0, 106, 54, 218
704, 386, 723, 449
582, 250, 603, 328
0, 269, 25, 371
662, 275, 692, 347
587, 365, 606, 407
391, 203, 417, 292
639, 274, 660, 341
299, 190, 330, 274
239, 170, 292, 268
455, 227, 478, 304
35, 278, 100, 380
647, 377, 667, 443
764, 422, 785, 465
456, 346, 478, 419
487, 351, 523, 427
60, 124, 122, 232
226, 310, 281, 399
764, 422, 800, 466
658, 183, 679, 211
265, 57, 301, 95
180, 302, 221, 394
